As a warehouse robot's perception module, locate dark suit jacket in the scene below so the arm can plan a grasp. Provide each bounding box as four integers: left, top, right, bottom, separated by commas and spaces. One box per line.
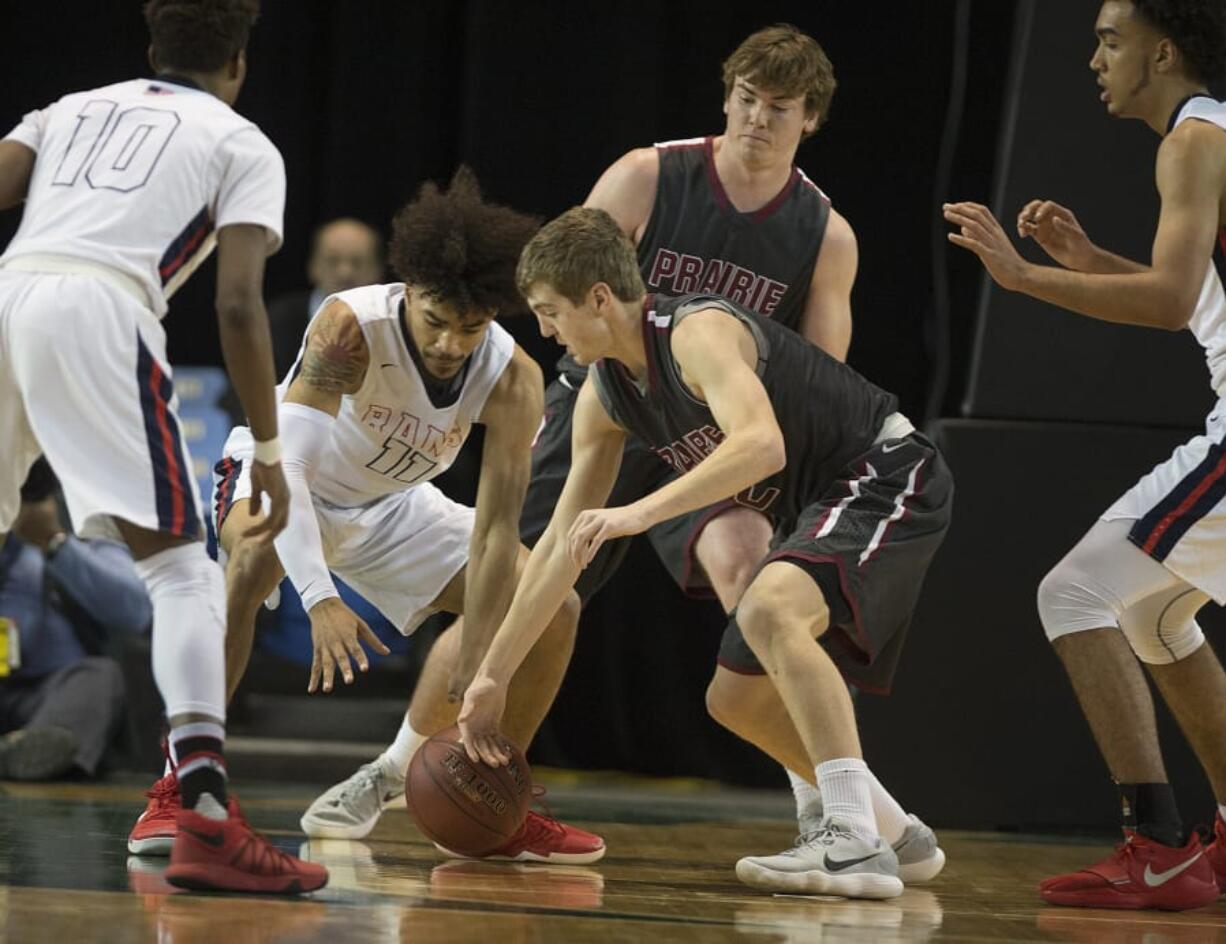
267, 289, 314, 378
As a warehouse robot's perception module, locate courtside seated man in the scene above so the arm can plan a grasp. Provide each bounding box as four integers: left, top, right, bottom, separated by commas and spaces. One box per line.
458, 207, 953, 899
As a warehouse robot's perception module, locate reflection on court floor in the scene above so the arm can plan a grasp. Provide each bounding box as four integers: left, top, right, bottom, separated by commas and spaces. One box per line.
3, 776, 1226, 943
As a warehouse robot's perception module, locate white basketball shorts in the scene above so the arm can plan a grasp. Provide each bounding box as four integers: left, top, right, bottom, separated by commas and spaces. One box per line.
1103, 398, 1226, 603
0, 269, 203, 541
213, 437, 474, 635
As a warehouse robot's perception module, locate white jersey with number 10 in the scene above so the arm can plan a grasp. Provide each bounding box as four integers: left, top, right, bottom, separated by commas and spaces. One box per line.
1, 76, 284, 317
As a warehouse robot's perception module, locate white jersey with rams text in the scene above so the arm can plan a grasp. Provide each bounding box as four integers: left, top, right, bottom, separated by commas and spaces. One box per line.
224, 282, 515, 509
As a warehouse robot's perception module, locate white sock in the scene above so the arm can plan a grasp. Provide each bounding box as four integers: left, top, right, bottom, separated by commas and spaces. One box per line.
816, 758, 877, 839
867, 771, 911, 845
787, 768, 823, 820
135, 543, 226, 723
381, 717, 427, 778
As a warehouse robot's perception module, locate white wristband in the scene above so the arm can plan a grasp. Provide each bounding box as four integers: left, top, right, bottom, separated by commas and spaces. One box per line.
253, 436, 281, 465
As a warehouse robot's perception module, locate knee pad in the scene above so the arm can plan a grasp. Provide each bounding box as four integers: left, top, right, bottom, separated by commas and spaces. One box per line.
1037, 559, 1121, 642
1118, 588, 1206, 665
135, 541, 226, 722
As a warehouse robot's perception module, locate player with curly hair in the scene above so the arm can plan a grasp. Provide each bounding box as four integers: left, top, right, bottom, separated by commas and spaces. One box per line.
195, 168, 604, 863
0, 0, 328, 893
946, 0, 1226, 910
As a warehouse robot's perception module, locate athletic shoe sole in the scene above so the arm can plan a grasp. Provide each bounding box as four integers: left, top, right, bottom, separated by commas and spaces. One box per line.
165, 864, 328, 895
433, 841, 607, 865
735, 859, 904, 899
1040, 886, 1218, 911
898, 847, 946, 884
299, 815, 380, 840
127, 835, 175, 856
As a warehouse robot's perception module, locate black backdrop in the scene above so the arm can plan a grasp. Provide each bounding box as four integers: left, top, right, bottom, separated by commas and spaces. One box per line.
0, 1, 1018, 418
962, 0, 1219, 427
1, 3, 1027, 789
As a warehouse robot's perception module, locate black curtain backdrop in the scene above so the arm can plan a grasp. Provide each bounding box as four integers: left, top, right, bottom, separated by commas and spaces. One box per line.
2, 1, 1021, 785
1, 1, 1016, 416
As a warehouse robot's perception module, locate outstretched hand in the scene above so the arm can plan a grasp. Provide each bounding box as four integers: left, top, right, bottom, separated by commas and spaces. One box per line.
944, 201, 1031, 291
1016, 199, 1096, 271
307, 598, 391, 693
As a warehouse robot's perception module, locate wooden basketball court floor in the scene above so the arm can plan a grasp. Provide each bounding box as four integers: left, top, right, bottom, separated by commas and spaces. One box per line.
4, 772, 1226, 943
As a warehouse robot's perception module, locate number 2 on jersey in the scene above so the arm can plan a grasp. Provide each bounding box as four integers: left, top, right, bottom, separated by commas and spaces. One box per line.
52, 100, 181, 193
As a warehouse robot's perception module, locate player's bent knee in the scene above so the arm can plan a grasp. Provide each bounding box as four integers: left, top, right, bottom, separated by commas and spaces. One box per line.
705, 668, 772, 732
1118, 590, 1207, 664
736, 589, 785, 652
225, 537, 282, 604
738, 562, 829, 647
1036, 558, 1119, 644
1121, 619, 1205, 664
705, 671, 744, 728
695, 510, 772, 597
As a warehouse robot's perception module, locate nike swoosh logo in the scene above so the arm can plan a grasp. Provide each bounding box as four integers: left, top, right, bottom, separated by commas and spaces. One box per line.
1143, 851, 1203, 887
182, 826, 226, 849
880, 442, 907, 454
824, 853, 878, 872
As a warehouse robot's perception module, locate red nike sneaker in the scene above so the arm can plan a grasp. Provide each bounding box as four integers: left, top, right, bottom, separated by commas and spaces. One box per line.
165, 797, 328, 894
435, 810, 606, 864
128, 770, 181, 855
1039, 830, 1218, 910
1202, 812, 1226, 893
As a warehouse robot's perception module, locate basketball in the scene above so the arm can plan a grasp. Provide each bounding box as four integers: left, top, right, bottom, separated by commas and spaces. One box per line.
405, 725, 531, 856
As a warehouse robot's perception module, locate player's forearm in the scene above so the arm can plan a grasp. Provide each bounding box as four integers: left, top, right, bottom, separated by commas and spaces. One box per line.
217, 300, 280, 442
631, 432, 784, 529
458, 523, 522, 670
273, 404, 338, 609
476, 526, 580, 687
1017, 263, 1196, 330
1077, 245, 1150, 276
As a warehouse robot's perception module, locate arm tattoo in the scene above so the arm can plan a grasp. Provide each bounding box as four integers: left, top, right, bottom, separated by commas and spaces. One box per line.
300, 316, 367, 393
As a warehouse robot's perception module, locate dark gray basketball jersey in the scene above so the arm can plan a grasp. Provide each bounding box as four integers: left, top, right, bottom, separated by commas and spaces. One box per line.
638, 136, 830, 328
591, 293, 898, 528
559, 136, 831, 384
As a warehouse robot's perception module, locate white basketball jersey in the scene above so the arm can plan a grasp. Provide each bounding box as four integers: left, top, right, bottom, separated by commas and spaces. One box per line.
1, 76, 285, 317
272, 283, 514, 507
1173, 96, 1226, 396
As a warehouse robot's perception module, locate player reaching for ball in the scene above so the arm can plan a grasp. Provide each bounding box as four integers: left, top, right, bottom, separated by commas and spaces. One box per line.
459, 207, 953, 899
127, 168, 605, 865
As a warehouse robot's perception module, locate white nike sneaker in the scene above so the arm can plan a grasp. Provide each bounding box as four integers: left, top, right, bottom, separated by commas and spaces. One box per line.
736, 818, 904, 900
799, 802, 945, 885
300, 756, 405, 839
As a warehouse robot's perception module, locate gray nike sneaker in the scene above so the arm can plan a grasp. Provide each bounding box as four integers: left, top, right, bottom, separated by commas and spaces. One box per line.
799, 801, 945, 885
736, 818, 904, 899
300, 756, 405, 839
893, 814, 946, 884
